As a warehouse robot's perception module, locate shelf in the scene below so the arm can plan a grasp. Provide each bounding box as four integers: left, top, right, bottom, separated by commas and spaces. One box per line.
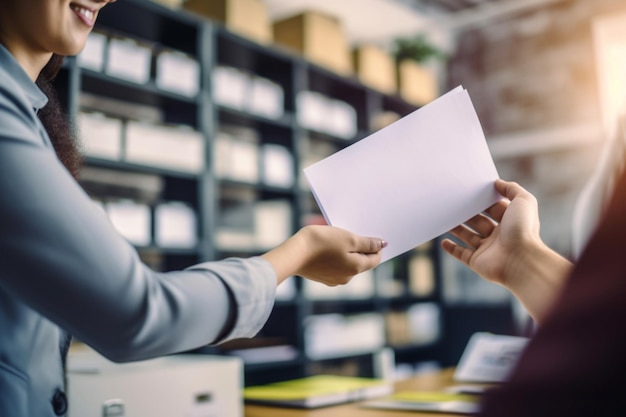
84, 157, 202, 180
242, 358, 305, 372
303, 128, 369, 146
309, 298, 379, 312
382, 94, 419, 117
385, 295, 440, 307
82, 69, 198, 104
95, 0, 203, 56
306, 350, 381, 363
391, 341, 442, 355
53, 0, 452, 383
217, 106, 294, 131
217, 178, 295, 196
80, 71, 199, 128
135, 246, 202, 256
216, 29, 295, 107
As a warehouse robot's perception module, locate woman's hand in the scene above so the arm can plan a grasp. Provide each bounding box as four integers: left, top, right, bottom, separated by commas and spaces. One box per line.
442, 179, 542, 287
441, 179, 573, 323
262, 225, 387, 286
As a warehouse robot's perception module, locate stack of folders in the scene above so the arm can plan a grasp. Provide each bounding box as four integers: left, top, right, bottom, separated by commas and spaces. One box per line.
296, 91, 357, 139
212, 66, 284, 120
304, 313, 385, 360
243, 375, 393, 409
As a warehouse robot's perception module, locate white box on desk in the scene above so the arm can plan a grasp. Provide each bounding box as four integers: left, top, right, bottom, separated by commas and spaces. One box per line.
67, 348, 243, 417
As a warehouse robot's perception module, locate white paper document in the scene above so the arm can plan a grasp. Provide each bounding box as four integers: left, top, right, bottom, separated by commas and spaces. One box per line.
304, 86, 500, 263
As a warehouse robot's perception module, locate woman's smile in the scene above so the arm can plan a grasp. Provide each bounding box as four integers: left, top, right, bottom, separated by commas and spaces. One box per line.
70, 2, 96, 27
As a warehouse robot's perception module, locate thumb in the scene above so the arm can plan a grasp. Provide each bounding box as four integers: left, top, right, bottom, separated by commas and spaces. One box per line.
353, 237, 388, 254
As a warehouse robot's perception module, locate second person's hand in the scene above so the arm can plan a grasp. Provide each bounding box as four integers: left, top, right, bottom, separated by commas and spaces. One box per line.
441, 179, 572, 323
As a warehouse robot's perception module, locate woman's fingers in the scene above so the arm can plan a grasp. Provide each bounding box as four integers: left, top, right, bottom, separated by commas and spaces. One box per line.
465, 212, 497, 237
448, 224, 483, 250
484, 199, 509, 223
441, 238, 474, 265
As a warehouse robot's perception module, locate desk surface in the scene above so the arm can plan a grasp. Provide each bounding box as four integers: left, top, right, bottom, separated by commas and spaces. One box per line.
245, 368, 482, 417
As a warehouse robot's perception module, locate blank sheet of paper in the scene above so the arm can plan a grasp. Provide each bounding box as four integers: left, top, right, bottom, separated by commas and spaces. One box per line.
304, 86, 500, 263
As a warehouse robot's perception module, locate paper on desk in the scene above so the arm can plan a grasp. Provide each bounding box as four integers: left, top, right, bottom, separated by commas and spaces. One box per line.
304, 86, 500, 263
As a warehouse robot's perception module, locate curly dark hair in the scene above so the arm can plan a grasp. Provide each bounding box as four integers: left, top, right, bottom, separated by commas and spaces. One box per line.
35, 54, 83, 180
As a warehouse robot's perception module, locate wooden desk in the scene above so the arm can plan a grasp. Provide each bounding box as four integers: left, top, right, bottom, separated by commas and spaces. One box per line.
245, 368, 479, 417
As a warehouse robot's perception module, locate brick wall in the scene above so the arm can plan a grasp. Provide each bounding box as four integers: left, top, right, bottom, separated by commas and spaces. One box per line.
446, 0, 626, 255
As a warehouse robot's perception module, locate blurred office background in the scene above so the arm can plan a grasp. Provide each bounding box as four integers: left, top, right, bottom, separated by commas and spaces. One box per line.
65, 0, 626, 389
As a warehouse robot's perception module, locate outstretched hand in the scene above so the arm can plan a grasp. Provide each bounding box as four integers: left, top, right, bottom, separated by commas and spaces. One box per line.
441, 179, 541, 287
441, 179, 573, 323
262, 225, 387, 286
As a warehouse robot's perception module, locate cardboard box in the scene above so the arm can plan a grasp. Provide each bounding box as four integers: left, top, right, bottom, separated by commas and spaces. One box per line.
150, 0, 184, 7
184, 0, 271, 44
273, 11, 351, 75
397, 59, 438, 106
353, 44, 397, 94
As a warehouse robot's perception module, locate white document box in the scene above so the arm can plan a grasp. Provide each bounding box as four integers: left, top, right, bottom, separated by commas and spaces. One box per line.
67, 348, 243, 417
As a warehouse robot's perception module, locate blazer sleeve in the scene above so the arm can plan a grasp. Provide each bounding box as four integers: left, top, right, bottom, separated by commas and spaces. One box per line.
0, 87, 276, 363
477, 166, 626, 416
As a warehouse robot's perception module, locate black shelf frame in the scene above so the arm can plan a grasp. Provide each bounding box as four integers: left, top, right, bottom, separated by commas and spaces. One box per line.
50, 0, 509, 386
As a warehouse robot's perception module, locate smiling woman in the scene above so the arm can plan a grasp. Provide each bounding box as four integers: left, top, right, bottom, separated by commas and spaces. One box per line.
0, 0, 387, 415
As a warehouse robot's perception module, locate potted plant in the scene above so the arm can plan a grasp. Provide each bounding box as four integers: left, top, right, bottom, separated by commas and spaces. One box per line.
392, 34, 446, 106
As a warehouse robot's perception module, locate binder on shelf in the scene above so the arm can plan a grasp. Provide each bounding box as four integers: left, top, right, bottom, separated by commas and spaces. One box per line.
216, 202, 256, 250
105, 37, 152, 84
299, 138, 337, 190
78, 31, 107, 72
213, 126, 259, 183
304, 313, 385, 360
243, 375, 393, 408
405, 303, 441, 346
261, 144, 294, 188
296, 91, 327, 132
212, 66, 249, 110
275, 277, 296, 301
229, 139, 259, 183
154, 202, 197, 249
385, 304, 440, 348
327, 98, 357, 139
105, 199, 151, 246
77, 111, 123, 160
303, 269, 375, 300
248, 75, 284, 119
296, 91, 357, 139
155, 50, 200, 97
408, 252, 435, 296
125, 121, 205, 174
254, 200, 292, 249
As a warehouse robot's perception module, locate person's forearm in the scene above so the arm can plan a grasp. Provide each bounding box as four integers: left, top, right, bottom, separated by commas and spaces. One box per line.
505, 241, 573, 323
261, 229, 308, 284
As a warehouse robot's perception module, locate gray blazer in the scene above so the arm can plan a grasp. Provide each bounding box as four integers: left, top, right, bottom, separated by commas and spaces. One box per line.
0, 44, 277, 416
